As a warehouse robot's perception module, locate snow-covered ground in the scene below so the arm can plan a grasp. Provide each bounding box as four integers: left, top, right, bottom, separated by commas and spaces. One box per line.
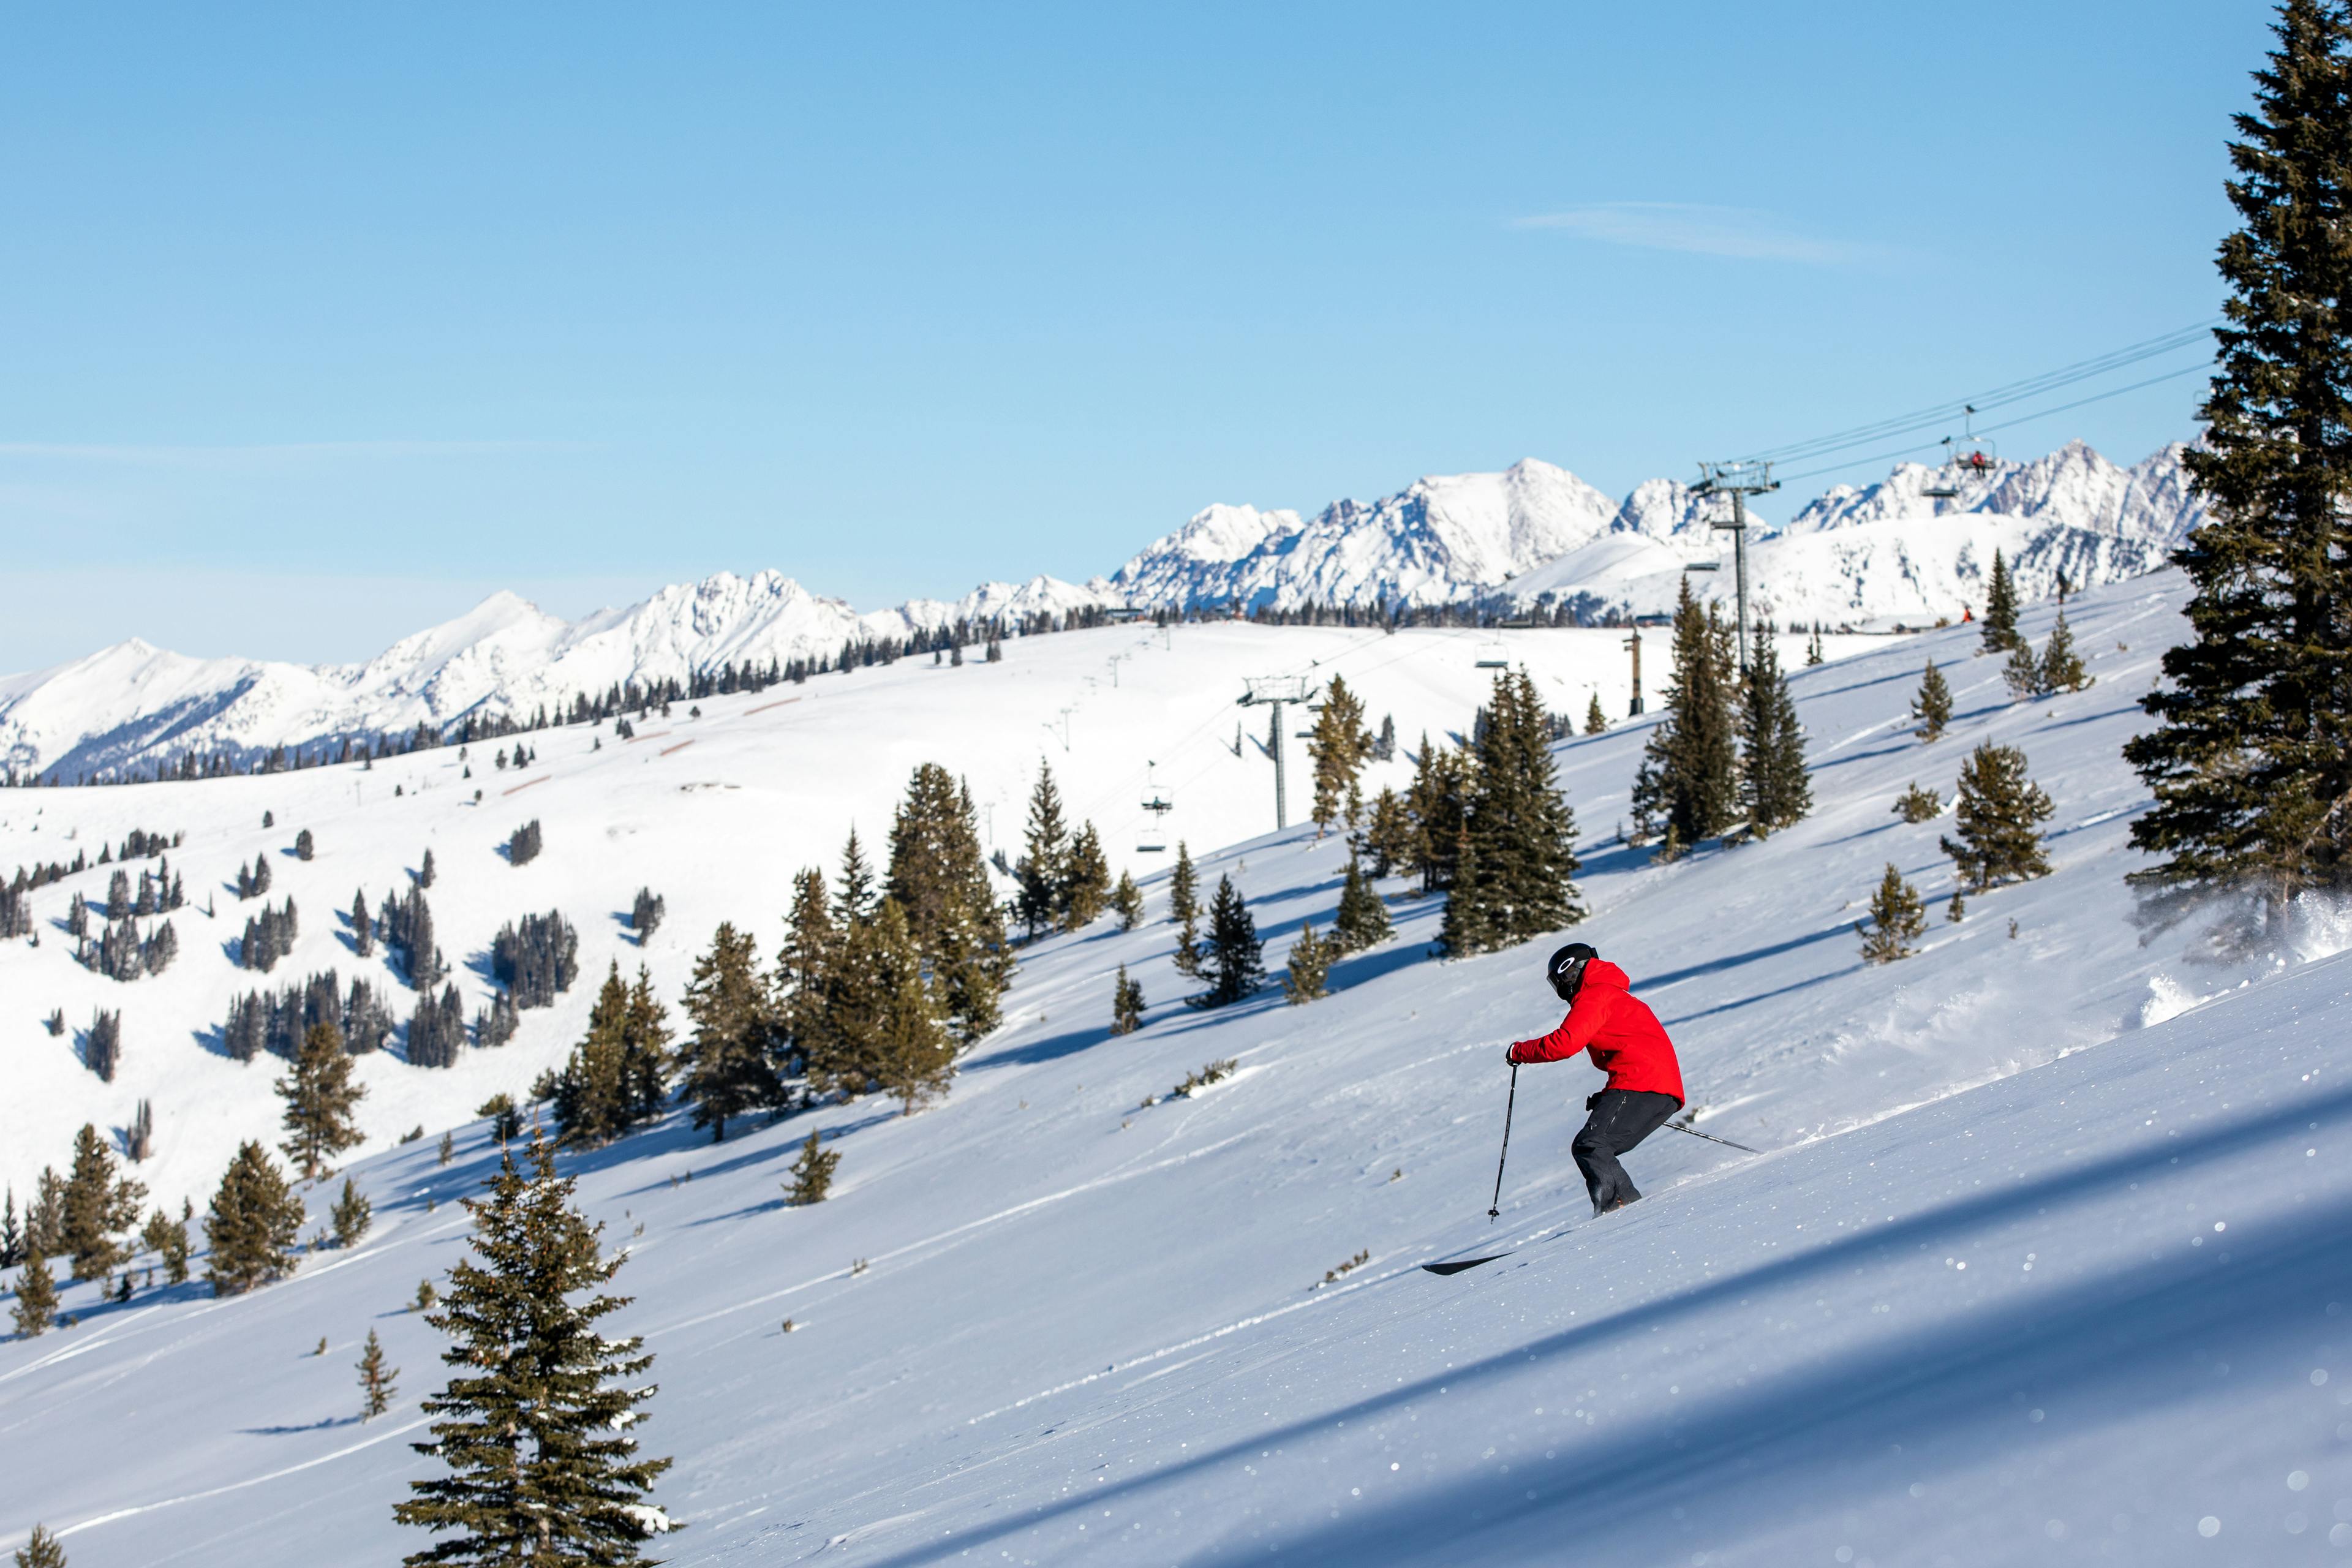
4, 570, 2349, 1566
4, 619, 1884, 1219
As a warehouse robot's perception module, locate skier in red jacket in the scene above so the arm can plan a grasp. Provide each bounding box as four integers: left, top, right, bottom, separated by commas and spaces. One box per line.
1506, 942, 1686, 1215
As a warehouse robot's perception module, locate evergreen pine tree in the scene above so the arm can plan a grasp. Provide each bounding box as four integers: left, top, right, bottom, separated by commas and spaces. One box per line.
678, 923, 780, 1142
59, 1123, 143, 1281
1406, 739, 1474, 894
394, 1131, 671, 1561
277, 1020, 366, 1180
1630, 579, 1740, 850
1306, 674, 1373, 833
1941, 742, 2056, 892
1583, 692, 1609, 734
2040, 609, 2091, 694
620, 968, 673, 1128
332, 1176, 373, 1246
11, 1249, 56, 1337
1190, 875, 1264, 1008
12, 1523, 64, 1567
1806, 624, 1826, 666
2002, 633, 2044, 699
1444, 668, 1584, 954
1980, 548, 2022, 652
1168, 842, 1204, 978
141, 1207, 189, 1282
1856, 863, 1928, 963
1332, 854, 1392, 952
833, 829, 876, 928
203, 1140, 304, 1296
1362, 787, 1414, 877
1015, 764, 1071, 940
785, 1131, 839, 1205
553, 964, 633, 1148
2126, 2, 2352, 906
358, 1326, 399, 1420
1062, 823, 1112, 929
1283, 921, 1333, 1005
1738, 628, 1812, 836
775, 868, 839, 1084
1911, 660, 1953, 741
418, 847, 436, 889
867, 900, 956, 1115
1110, 870, 1145, 930
884, 765, 1008, 1041
1109, 964, 1145, 1036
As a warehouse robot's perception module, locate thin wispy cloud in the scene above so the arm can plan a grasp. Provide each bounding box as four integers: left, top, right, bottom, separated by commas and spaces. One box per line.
1513, 202, 1863, 264
0, 439, 579, 468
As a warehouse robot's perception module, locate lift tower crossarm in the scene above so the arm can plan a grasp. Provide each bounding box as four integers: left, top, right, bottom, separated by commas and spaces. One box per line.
1691, 459, 1779, 676
1238, 676, 1319, 831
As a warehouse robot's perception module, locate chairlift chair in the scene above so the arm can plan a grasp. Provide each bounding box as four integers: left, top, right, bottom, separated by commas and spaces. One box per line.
1473, 630, 1510, 669
1136, 762, 1174, 853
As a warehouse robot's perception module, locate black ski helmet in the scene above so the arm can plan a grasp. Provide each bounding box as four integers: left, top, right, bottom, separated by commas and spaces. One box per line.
1547, 941, 1599, 1002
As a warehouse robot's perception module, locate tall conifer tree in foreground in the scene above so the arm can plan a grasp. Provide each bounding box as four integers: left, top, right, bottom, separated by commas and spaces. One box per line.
395, 1131, 671, 1562
2127, 0, 2352, 911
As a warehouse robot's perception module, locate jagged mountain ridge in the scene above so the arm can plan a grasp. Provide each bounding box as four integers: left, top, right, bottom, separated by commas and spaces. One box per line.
0, 573, 1106, 782
1112, 439, 2206, 622
1, 440, 2203, 779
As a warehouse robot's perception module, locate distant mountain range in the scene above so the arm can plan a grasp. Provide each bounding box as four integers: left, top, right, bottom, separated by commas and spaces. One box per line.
1, 440, 2203, 780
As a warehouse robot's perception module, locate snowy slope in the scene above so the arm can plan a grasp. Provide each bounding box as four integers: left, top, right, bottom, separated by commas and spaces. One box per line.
4, 569, 2349, 1567
6, 619, 1891, 1219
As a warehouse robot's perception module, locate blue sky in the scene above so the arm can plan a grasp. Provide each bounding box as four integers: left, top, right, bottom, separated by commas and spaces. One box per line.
0, 2, 2263, 670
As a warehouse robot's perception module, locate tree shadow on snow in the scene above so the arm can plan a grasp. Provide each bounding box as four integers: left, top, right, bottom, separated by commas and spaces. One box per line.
842, 1083, 2352, 1568
242, 1414, 365, 1436
1635, 924, 1852, 993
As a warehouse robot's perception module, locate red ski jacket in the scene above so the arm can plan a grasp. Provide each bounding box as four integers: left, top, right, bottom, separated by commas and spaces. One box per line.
1506, 959, 1685, 1102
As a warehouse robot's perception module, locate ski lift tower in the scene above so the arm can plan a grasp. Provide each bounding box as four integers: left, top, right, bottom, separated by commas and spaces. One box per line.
1692, 458, 1779, 676
1238, 675, 1318, 832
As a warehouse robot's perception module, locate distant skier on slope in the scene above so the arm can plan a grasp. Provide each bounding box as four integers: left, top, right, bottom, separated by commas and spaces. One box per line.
1506, 943, 1686, 1216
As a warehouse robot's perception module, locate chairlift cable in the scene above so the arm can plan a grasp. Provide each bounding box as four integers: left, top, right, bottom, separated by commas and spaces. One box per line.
1733, 320, 2218, 469
1770, 360, 2215, 484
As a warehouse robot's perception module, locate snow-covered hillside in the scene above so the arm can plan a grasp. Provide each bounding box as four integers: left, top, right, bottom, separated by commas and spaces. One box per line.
2, 442, 2203, 787
5, 569, 2348, 1567
4, 619, 1888, 1219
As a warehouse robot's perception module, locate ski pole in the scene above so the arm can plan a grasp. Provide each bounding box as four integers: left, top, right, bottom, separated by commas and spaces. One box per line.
1662, 1121, 1759, 1154
1488, 1063, 1518, 1222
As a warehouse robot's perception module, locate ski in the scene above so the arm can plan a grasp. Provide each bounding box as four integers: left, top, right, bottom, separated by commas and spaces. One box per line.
1421, 1254, 1510, 1276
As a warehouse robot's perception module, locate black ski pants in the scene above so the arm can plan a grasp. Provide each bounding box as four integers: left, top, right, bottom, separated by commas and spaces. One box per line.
1573, 1088, 1680, 1214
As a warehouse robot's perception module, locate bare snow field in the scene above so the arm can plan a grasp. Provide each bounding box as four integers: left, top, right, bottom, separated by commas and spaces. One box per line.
4, 571, 2350, 1566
